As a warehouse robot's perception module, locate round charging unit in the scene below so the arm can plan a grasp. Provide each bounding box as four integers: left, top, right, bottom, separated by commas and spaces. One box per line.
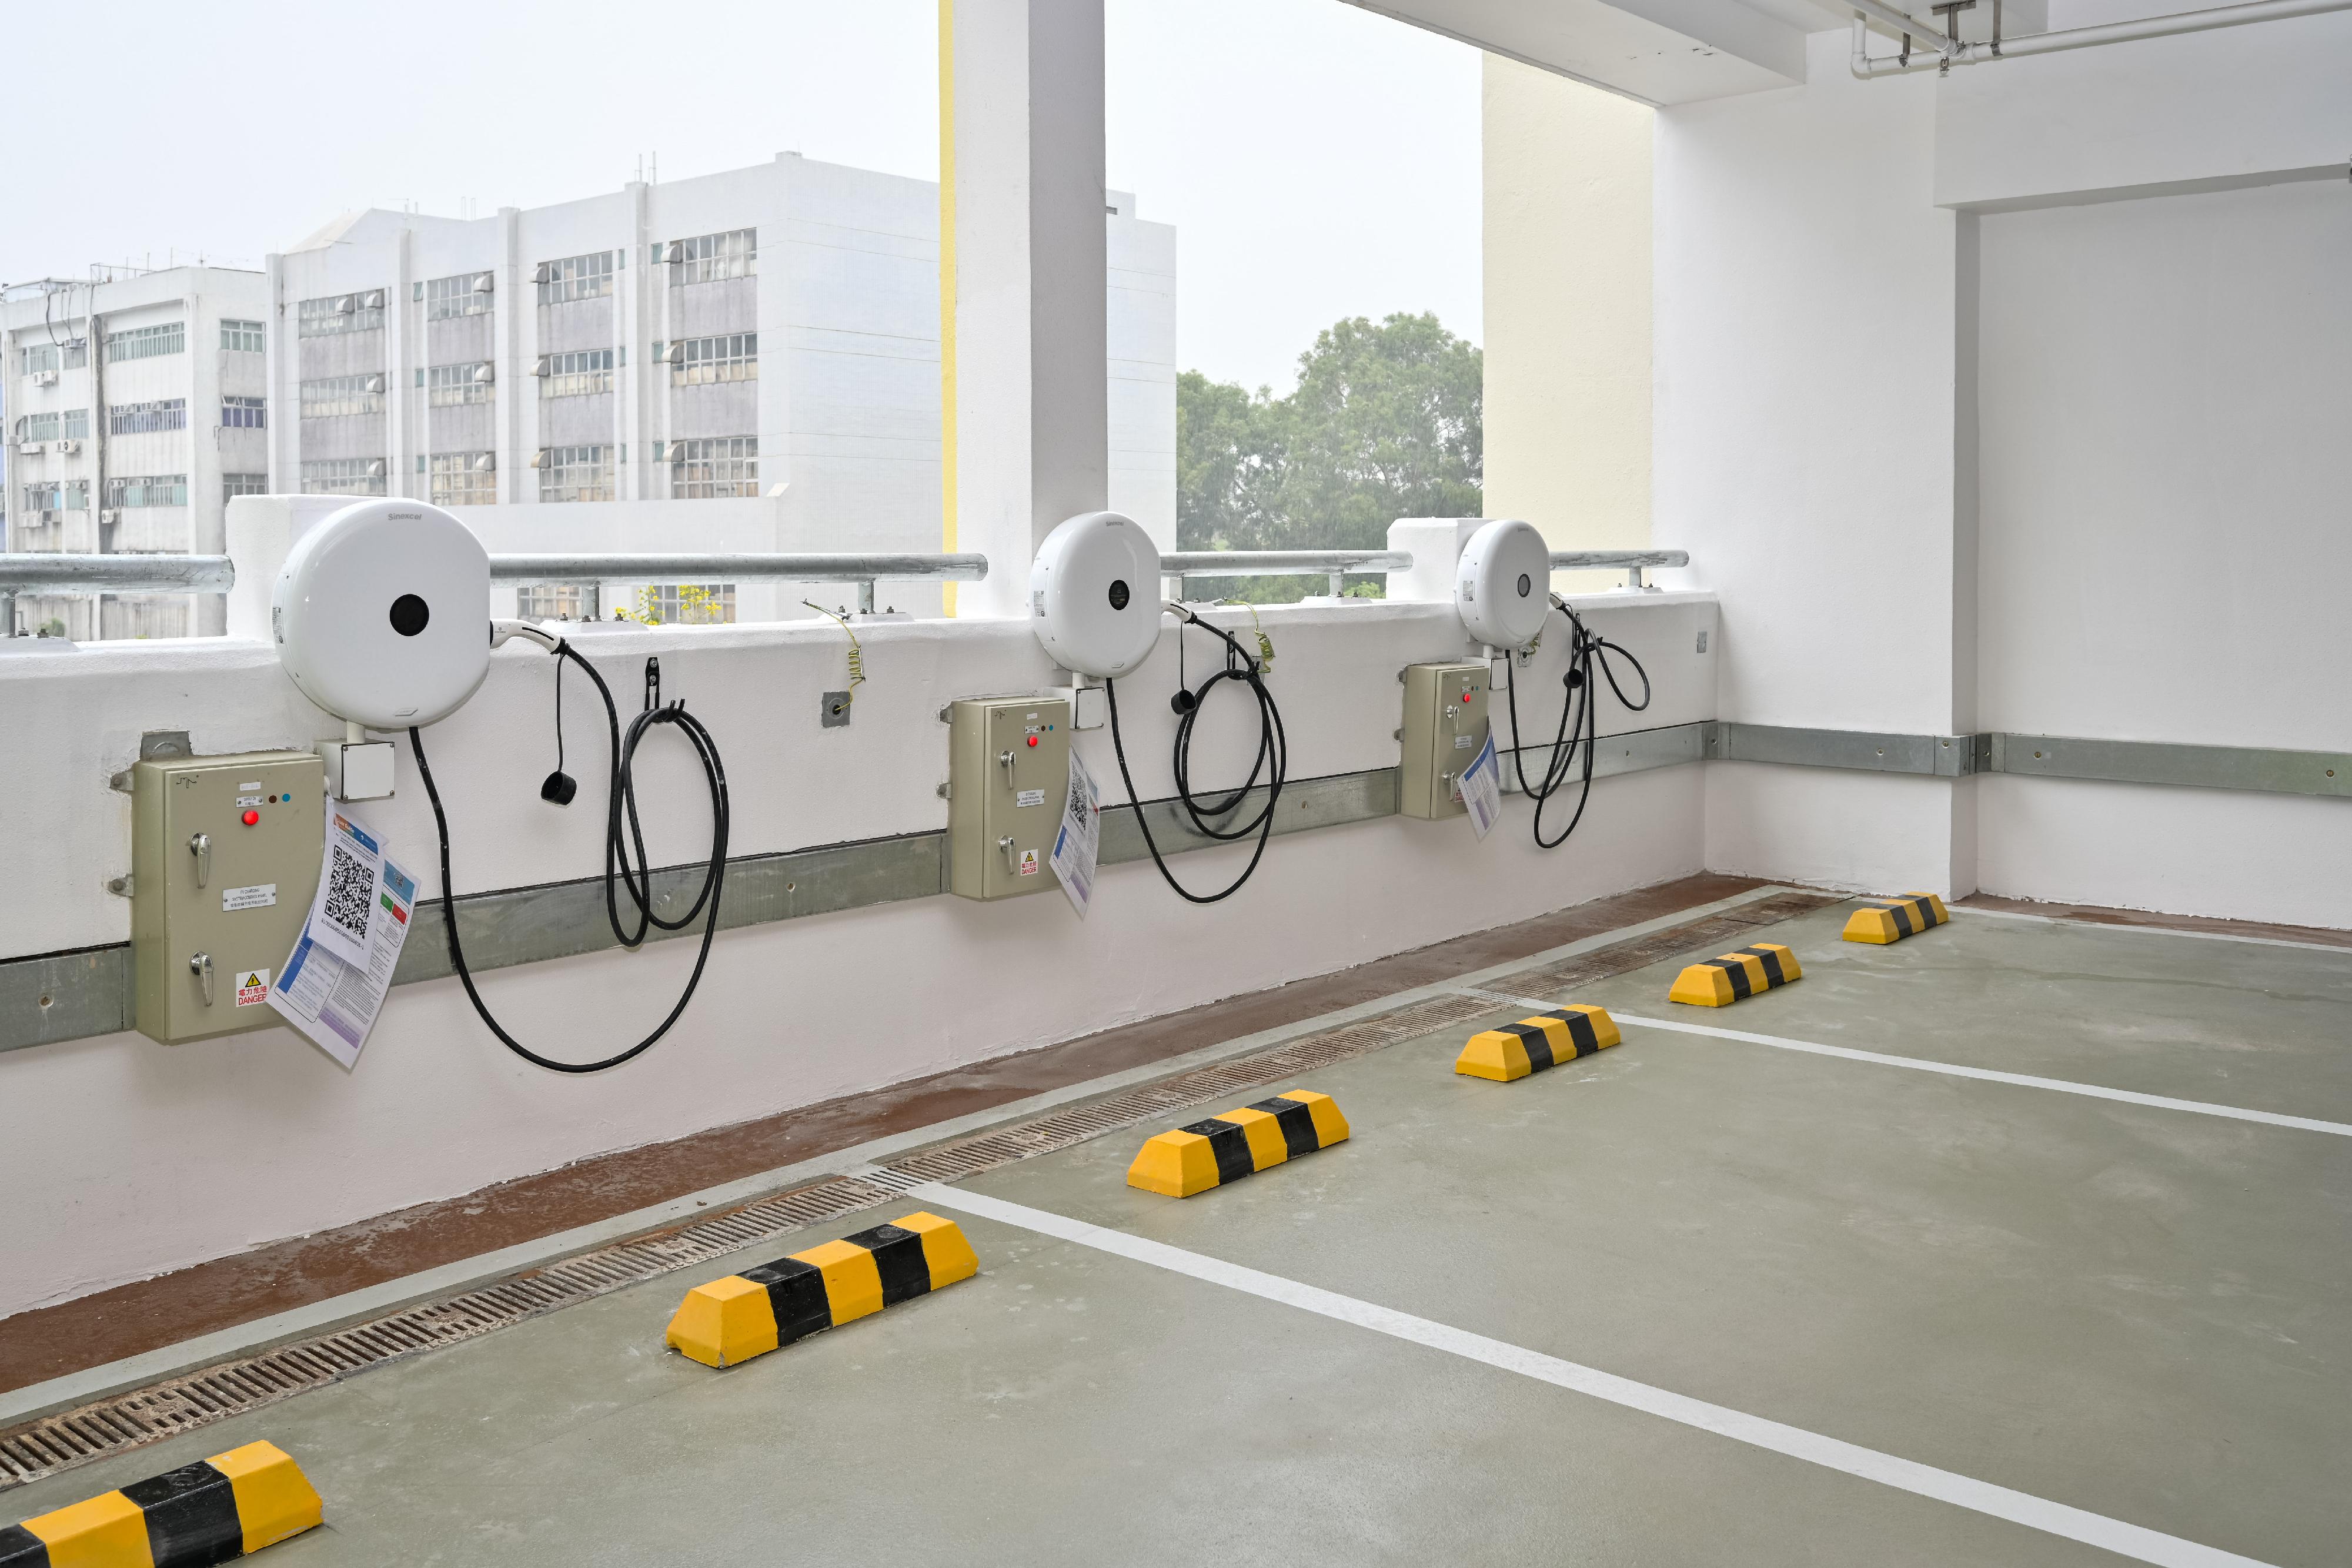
1030, 511, 1162, 677
273, 498, 492, 727
1455, 519, 1551, 650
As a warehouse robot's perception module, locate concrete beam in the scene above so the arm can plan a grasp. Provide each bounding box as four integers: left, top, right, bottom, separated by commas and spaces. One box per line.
1344, 0, 1808, 105
944, 0, 1110, 617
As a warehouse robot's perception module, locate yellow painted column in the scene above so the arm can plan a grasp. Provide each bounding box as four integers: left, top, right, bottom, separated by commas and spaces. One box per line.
1481, 56, 1654, 594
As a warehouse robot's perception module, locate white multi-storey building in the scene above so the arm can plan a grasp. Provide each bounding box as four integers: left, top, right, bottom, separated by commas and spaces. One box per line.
268, 153, 1177, 621
2, 267, 270, 638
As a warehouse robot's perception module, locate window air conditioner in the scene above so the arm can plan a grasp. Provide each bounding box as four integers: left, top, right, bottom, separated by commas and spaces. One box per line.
17, 441, 44, 456
472, 363, 495, 385
334, 295, 356, 313
363, 374, 386, 394
663, 341, 685, 365
529, 450, 549, 469
533, 262, 554, 284
472, 272, 496, 294
101, 509, 122, 524
32, 370, 59, 387
36, 510, 59, 527
365, 459, 387, 478
363, 290, 386, 310
532, 356, 552, 377
55, 439, 81, 456
472, 453, 496, 473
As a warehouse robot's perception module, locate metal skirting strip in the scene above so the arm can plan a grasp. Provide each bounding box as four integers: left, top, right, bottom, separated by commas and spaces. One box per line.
8, 721, 2340, 1055
0, 988, 1509, 1490
0, 737, 1706, 1055
1711, 723, 2349, 797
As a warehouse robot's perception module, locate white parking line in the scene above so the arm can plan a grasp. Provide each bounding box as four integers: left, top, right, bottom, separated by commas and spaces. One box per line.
1951, 904, 2352, 957
1611, 1012, 2352, 1138
913, 1185, 2277, 1568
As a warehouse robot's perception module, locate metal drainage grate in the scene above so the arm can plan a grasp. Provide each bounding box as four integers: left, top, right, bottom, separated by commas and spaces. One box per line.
0, 992, 1494, 1492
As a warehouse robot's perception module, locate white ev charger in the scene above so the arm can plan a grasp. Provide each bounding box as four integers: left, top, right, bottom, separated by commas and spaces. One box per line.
1453, 518, 1553, 654
1030, 511, 1288, 905
272, 499, 731, 1074
1452, 519, 1653, 851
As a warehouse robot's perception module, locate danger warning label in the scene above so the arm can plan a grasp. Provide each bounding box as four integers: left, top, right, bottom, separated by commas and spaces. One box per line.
1018, 848, 1041, 877
235, 968, 271, 1007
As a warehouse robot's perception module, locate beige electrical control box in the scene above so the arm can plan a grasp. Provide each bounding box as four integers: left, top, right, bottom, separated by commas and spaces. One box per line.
1399, 661, 1491, 820
132, 750, 326, 1043
947, 695, 1072, 900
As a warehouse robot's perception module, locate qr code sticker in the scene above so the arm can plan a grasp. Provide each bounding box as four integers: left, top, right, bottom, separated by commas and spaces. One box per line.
323, 841, 375, 945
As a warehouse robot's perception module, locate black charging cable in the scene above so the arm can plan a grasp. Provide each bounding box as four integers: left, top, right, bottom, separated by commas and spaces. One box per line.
1502, 598, 1652, 850
408, 641, 731, 1073
1104, 606, 1288, 904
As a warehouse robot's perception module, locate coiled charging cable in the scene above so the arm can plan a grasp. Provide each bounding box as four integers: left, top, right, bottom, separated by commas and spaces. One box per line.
1104, 603, 1288, 904
409, 627, 731, 1073
1502, 596, 1652, 850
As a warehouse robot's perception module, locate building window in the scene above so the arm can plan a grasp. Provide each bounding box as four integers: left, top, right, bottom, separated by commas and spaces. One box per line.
539, 349, 614, 399
425, 274, 495, 320
220, 319, 265, 353
19, 344, 59, 376
64, 408, 88, 439
669, 435, 759, 499
537, 445, 612, 503
634, 584, 736, 626
106, 474, 189, 508
223, 473, 268, 502
300, 458, 387, 497
537, 252, 616, 305
298, 292, 387, 336
299, 376, 385, 418
109, 399, 188, 434
222, 395, 267, 429
429, 453, 498, 507
516, 584, 590, 620
17, 410, 91, 442
666, 229, 756, 284
427, 363, 493, 406
104, 323, 186, 362
670, 332, 757, 387
22, 481, 90, 512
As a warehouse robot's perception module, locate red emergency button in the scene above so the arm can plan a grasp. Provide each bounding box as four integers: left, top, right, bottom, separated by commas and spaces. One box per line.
242, 809, 260, 826
1025, 735, 1038, 747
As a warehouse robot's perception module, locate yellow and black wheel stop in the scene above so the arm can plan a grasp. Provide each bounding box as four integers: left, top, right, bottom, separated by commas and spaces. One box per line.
1456, 1004, 1621, 1081
1668, 942, 1802, 1006
1126, 1091, 1349, 1198
0, 1440, 321, 1567
666, 1211, 979, 1369
1842, 891, 1950, 944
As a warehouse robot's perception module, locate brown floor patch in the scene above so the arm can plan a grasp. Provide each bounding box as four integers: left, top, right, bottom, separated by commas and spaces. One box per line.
1958, 893, 2352, 951
0, 872, 1769, 1399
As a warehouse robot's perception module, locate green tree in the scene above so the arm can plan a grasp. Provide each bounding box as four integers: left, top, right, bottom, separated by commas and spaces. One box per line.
1177, 311, 1482, 555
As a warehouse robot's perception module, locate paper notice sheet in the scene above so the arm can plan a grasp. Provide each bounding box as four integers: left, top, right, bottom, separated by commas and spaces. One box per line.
271, 851, 417, 1069
1461, 732, 1503, 841
1049, 747, 1102, 918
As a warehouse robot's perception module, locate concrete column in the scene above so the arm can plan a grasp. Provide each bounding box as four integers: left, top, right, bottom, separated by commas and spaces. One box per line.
388, 230, 414, 499
263, 254, 288, 491
496, 208, 522, 503
943, 0, 1108, 618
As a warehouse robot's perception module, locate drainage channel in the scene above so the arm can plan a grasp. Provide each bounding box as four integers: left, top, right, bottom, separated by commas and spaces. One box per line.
0, 888, 1833, 1491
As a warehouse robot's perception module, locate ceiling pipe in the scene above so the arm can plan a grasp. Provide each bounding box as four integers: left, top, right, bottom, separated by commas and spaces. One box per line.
1853, 0, 2352, 75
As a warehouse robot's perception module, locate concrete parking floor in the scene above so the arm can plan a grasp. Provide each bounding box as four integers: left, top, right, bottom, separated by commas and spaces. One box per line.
5, 901, 2346, 1566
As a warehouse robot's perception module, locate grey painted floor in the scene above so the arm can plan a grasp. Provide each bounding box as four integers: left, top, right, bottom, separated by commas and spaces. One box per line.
8, 904, 2348, 1565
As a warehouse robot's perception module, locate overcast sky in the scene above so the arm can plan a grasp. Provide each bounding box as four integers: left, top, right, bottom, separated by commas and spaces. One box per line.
2, 1, 1478, 393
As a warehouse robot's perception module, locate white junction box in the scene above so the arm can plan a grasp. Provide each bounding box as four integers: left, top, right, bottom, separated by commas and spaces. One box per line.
1398, 661, 1491, 820
319, 739, 397, 801
947, 695, 1073, 900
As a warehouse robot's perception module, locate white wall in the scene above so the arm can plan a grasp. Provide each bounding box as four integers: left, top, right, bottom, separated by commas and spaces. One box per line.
1648, 18, 2352, 920
0, 592, 1710, 1316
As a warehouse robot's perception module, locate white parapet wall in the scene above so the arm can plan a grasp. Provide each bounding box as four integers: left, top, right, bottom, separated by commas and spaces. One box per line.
0, 583, 1715, 1318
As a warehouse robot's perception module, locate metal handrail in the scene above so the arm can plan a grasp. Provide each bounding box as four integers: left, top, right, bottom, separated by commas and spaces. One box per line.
1160, 550, 1412, 599
1551, 549, 1689, 591
0, 554, 236, 594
